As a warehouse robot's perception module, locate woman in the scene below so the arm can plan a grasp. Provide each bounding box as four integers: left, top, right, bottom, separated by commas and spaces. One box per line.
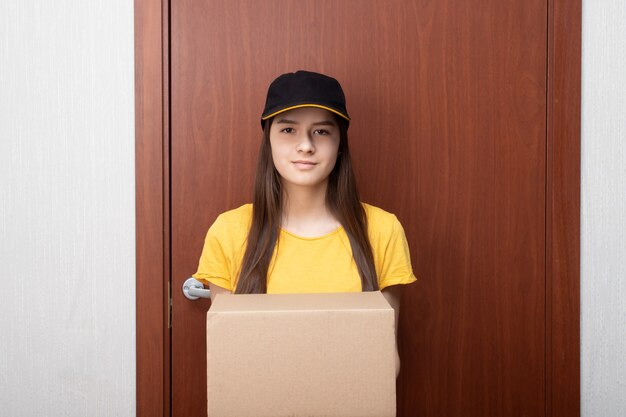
193, 70, 417, 377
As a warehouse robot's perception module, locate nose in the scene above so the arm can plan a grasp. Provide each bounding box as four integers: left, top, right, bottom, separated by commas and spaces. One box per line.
296, 133, 315, 154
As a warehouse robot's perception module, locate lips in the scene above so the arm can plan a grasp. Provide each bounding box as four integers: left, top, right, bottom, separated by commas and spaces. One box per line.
292, 160, 318, 170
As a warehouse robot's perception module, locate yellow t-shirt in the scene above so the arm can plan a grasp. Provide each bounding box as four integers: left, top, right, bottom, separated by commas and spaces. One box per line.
192, 203, 417, 293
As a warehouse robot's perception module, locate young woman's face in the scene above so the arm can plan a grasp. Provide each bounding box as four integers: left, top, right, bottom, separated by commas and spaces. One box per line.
269, 107, 340, 190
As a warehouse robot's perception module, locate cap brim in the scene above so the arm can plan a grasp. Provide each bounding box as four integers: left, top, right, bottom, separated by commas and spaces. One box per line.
261, 103, 350, 122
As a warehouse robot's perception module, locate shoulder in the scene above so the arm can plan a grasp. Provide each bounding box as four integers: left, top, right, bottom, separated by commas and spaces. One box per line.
215, 203, 253, 224
361, 202, 408, 247
361, 202, 400, 231
208, 203, 253, 235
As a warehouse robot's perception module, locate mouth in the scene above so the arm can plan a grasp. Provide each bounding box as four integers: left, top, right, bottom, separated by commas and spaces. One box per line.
292, 160, 318, 169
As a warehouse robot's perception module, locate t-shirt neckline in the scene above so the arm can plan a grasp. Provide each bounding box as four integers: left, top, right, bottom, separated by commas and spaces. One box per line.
279, 226, 344, 241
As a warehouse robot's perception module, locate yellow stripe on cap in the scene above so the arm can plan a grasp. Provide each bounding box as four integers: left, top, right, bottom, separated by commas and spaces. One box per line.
261, 104, 351, 122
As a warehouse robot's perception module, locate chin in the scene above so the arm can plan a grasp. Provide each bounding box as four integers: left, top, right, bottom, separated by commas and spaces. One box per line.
282, 177, 329, 189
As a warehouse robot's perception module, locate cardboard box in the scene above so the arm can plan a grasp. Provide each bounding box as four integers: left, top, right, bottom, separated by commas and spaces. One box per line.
206, 291, 396, 417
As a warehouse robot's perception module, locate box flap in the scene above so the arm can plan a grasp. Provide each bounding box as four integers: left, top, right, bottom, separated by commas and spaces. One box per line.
209, 290, 392, 313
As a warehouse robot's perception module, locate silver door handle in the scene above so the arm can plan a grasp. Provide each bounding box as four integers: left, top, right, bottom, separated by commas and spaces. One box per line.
182, 277, 211, 300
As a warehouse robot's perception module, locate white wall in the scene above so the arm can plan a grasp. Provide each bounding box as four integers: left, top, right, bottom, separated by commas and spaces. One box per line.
581, 1, 626, 416
0, 1, 135, 416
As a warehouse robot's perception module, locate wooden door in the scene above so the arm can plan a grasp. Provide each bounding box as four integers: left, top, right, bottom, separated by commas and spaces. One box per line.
170, 0, 548, 416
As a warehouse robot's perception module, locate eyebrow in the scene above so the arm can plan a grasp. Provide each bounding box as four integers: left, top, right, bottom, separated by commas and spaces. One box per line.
275, 118, 337, 126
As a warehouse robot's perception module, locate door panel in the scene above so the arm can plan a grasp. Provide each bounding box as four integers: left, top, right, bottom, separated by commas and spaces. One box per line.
171, 1, 546, 416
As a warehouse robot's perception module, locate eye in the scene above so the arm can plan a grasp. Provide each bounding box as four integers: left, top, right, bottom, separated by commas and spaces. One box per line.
280, 127, 295, 133
314, 129, 330, 135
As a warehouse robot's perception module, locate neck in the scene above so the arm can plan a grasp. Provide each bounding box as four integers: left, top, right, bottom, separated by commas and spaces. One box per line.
281, 181, 334, 227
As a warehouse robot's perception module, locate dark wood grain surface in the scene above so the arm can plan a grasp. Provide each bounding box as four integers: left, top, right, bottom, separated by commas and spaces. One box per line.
547, 0, 581, 416
134, 0, 168, 416
170, 1, 548, 416
132, 0, 581, 415
135, 0, 581, 416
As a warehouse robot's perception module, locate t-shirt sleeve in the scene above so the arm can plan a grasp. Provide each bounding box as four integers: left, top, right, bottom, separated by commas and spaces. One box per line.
192, 215, 233, 292
378, 215, 417, 291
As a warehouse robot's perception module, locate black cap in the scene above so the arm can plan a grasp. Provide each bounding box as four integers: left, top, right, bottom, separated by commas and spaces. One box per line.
261, 70, 351, 128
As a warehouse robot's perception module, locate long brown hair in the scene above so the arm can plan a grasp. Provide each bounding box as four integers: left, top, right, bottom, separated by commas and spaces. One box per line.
234, 115, 378, 293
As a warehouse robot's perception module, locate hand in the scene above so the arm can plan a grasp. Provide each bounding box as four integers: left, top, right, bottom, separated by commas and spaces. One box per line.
395, 346, 401, 379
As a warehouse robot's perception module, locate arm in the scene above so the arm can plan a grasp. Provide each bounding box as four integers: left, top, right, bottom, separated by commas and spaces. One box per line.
207, 281, 231, 303
381, 284, 402, 379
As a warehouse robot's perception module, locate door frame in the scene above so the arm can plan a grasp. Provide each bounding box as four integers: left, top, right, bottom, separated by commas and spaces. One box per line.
133, 1, 581, 415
